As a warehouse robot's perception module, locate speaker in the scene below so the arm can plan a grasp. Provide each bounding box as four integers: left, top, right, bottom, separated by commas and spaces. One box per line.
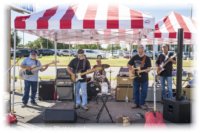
163, 98, 191, 123
43, 108, 77, 123
39, 80, 55, 100
56, 87, 73, 100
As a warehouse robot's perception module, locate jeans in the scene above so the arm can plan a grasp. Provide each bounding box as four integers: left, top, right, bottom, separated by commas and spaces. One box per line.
22, 80, 38, 104
75, 81, 87, 106
133, 80, 148, 106
160, 76, 173, 99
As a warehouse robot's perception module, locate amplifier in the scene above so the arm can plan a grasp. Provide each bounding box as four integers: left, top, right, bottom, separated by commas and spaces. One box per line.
182, 87, 192, 100
119, 67, 129, 77
56, 86, 73, 100
56, 68, 71, 79
116, 86, 133, 101
43, 108, 77, 123
39, 80, 55, 100
117, 76, 133, 87
56, 79, 73, 87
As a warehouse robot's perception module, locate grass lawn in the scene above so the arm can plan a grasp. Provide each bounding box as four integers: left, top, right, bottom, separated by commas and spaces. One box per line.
11, 55, 194, 67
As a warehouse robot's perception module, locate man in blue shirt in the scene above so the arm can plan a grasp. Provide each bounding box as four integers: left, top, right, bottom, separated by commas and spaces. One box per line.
21, 50, 49, 107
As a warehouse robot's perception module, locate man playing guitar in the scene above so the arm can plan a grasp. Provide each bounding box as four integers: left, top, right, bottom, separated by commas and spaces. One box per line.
128, 45, 152, 110
21, 50, 49, 107
156, 44, 176, 99
67, 49, 91, 110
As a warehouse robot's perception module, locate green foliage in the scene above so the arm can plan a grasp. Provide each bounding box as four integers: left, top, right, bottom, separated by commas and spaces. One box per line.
107, 44, 121, 50
11, 31, 21, 48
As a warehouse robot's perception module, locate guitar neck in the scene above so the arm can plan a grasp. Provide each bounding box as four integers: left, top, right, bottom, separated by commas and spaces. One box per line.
80, 69, 96, 76
162, 55, 176, 67
32, 62, 56, 71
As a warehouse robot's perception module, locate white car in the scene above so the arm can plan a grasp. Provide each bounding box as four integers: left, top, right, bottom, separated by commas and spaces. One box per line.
58, 49, 71, 56
83, 49, 106, 59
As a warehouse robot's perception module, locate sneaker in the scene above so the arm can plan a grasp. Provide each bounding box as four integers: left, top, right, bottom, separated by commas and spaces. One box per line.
140, 104, 148, 110
131, 103, 139, 109
21, 104, 27, 108
81, 105, 89, 111
31, 101, 38, 106
75, 104, 80, 109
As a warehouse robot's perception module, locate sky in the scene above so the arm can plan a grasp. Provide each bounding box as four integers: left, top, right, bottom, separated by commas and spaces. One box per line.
11, 2, 193, 46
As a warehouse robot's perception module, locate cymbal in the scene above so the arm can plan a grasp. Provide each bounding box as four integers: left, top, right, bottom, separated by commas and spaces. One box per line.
93, 64, 110, 69
102, 64, 110, 69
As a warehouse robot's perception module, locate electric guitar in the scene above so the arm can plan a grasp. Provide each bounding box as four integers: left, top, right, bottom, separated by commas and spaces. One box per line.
157, 54, 176, 75
19, 60, 59, 79
70, 67, 102, 82
129, 67, 154, 79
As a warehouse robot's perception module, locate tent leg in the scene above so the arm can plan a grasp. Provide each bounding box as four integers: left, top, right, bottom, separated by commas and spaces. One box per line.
152, 38, 156, 112
54, 38, 57, 76
12, 30, 16, 113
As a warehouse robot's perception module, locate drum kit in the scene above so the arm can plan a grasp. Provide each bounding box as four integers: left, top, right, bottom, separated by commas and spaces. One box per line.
87, 64, 113, 100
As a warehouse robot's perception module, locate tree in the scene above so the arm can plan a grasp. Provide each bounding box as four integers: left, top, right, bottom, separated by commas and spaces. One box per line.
11, 31, 21, 48
107, 44, 121, 51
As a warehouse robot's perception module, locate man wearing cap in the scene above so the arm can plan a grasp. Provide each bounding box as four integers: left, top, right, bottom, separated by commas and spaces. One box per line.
67, 49, 91, 110
21, 50, 49, 107
156, 44, 176, 99
128, 45, 152, 110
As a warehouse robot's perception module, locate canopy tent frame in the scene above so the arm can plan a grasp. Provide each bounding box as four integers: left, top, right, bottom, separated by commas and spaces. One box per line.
12, 3, 157, 113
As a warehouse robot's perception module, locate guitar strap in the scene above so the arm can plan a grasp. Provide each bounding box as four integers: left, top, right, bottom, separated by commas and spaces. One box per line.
35, 60, 38, 67
75, 58, 86, 73
140, 55, 146, 68
164, 52, 170, 62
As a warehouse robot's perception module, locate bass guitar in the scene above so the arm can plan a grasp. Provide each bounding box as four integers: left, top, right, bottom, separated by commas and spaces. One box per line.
157, 54, 176, 75
19, 60, 59, 79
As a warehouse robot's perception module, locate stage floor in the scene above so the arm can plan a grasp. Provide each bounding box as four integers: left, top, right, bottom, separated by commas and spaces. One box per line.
13, 92, 165, 126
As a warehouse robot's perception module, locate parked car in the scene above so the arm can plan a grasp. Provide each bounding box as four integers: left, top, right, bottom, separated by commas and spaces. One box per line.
17, 49, 30, 57
145, 50, 153, 59
132, 49, 138, 57
183, 52, 190, 60
83, 49, 106, 59
112, 50, 120, 58
38, 49, 54, 56
10, 49, 26, 58
58, 49, 71, 56
123, 51, 131, 58
131, 49, 153, 58
155, 51, 162, 59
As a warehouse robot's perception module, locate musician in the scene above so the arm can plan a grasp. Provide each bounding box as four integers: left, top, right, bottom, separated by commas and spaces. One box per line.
67, 49, 91, 110
93, 59, 111, 90
156, 44, 176, 99
128, 45, 152, 110
21, 50, 49, 107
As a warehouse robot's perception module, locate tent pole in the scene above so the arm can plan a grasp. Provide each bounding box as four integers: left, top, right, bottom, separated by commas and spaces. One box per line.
152, 35, 156, 112
54, 33, 58, 77
12, 30, 17, 113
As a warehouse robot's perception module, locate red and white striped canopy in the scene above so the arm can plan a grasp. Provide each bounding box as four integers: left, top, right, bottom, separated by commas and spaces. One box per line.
15, 4, 154, 30
14, 3, 154, 44
153, 12, 196, 40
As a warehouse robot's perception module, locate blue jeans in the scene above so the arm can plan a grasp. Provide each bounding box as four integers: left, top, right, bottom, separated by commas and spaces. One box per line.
22, 80, 38, 104
160, 76, 173, 99
133, 80, 148, 106
75, 81, 87, 106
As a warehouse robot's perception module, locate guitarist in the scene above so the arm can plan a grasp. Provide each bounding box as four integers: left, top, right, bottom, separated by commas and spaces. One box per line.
156, 44, 176, 99
21, 50, 49, 107
67, 49, 91, 110
128, 45, 152, 110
